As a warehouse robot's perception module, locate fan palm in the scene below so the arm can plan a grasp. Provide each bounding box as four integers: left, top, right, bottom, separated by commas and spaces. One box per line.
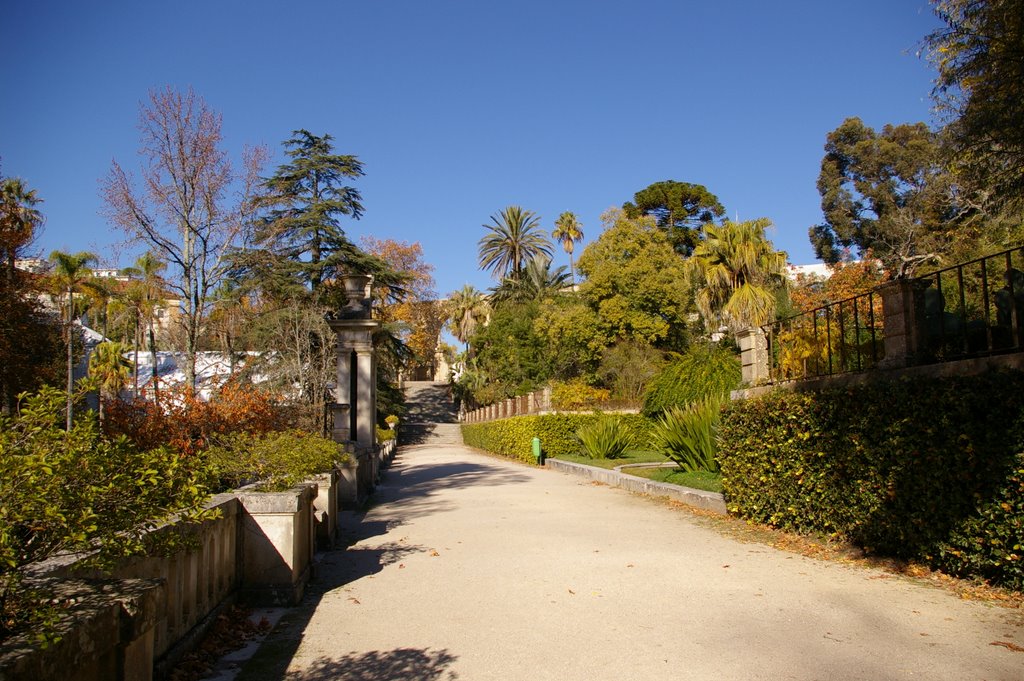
49, 250, 98, 428
687, 218, 788, 334
122, 252, 167, 398
551, 211, 584, 287
446, 285, 490, 354
89, 341, 133, 424
491, 254, 571, 304
478, 206, 552, 281
0, 178, 44, 282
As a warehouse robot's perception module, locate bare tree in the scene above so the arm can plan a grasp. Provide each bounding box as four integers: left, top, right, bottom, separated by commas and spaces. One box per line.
103, 87, 265, 389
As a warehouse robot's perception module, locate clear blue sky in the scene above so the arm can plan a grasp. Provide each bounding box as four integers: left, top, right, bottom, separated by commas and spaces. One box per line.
2, 0, 943, 297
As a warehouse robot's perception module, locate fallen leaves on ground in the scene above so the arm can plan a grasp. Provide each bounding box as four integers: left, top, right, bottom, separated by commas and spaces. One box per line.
663, 499, 1024, 610
169, 605, 271, 681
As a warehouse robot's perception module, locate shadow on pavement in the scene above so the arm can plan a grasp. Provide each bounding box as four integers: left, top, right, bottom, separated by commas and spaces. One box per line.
283, 648, 459, 680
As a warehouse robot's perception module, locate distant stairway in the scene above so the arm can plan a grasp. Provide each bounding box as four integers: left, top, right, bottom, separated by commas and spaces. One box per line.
400, 381, 463, 446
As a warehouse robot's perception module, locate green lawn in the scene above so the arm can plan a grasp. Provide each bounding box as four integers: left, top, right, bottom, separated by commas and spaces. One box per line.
551, 450, 723, 494
553, 449, 666, 470
625, 466, 723, 493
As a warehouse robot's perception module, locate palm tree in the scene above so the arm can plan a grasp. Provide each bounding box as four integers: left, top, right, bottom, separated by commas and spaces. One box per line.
687, 218, 788, 334
122, 252, 166, 399
49, 250, 98, 428
552, 211, 584, 287
478, 206, 553, 281
0, 178, 44, 284
88, 341, 132, 425
491, 254, 571, 304
446, 285, 490, 354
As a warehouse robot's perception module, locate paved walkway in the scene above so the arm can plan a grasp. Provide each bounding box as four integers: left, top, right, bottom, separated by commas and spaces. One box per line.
238, 386, 1023, 681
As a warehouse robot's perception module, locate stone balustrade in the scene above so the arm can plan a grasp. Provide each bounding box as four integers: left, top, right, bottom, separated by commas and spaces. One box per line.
0, 443, 403, 681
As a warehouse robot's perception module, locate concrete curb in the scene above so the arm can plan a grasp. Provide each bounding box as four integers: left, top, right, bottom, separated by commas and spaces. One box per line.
544, 458, 728, 514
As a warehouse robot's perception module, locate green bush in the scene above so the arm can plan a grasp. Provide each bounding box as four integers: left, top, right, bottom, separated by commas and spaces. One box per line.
652, 400, 720, 473
206, 430, 349, 492
0, 387, 215, 643
642, 344, 741, 417
576, 417, 633, 459
718, 370, 1024, 590
462, 413, 655, 464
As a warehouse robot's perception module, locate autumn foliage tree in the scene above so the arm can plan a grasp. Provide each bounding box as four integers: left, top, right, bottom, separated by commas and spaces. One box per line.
104, 87, 265, 389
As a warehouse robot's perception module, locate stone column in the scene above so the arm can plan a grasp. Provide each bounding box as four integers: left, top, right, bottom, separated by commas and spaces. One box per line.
878, 280, 927, 369
737, 327, 770, 385
326, 275, 381, 504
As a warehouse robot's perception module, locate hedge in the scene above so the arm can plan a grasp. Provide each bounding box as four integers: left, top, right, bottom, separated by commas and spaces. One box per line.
461, 413, 656, 464
718, 370, 1024, 590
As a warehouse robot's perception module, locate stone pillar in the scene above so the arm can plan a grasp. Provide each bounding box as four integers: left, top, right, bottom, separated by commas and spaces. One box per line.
326, 275, 381, 503
541, 386, 552, 412
737, 327, 770, 385
878, 280, 927, 369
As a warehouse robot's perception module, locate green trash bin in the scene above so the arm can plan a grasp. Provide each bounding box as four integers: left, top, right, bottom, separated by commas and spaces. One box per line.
532, 437, 543, 465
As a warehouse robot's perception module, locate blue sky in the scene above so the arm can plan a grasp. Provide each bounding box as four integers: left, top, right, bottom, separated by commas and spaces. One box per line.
2, 1, 943, 297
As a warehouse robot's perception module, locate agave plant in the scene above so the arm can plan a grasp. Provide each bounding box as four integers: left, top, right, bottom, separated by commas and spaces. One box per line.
651, 399, 721, 473
576, 417, 633, 460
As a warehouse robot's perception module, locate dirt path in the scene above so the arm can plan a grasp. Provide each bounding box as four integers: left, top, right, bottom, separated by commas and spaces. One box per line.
238, 444, 1023, 681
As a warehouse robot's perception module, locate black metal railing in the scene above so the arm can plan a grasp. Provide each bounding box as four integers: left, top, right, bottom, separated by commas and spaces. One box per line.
913, 244, 1024, 361
766, 288, 885, 382
763, 244, 1024, 383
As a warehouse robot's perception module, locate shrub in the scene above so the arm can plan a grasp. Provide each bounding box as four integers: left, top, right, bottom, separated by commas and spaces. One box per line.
462, 413, 655, 464
377, 426, 396, 442
576, 417, 633, 459
0, 387, 214, 643
652, 400, 720, 473
551, 379, 611, 411
718, 370, 1024, 589
104, 382, 287, 456
642, 344, 741, 417
205, 430, 349, 492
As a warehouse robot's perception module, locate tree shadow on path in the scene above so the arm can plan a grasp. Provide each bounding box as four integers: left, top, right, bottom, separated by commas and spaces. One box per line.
283, 648, 459, 680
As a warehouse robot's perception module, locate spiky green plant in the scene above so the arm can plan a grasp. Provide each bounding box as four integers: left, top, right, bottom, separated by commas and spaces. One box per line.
576, 416, 633, 460
652, 400, 721, 473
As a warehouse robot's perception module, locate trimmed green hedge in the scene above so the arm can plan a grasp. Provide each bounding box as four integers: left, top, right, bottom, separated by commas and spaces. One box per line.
461, 413, 655, 464
719, 370, 1024, 590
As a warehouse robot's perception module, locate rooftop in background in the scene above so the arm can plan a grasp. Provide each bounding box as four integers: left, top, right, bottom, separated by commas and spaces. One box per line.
785, 263, 832, 281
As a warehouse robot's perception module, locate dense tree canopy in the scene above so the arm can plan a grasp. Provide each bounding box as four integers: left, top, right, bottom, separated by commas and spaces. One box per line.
809, 117, 956, 278
927, 0, 1024, 218
623, 180, 725, 255
577, 209, 692, 348
0, 178, 61, 414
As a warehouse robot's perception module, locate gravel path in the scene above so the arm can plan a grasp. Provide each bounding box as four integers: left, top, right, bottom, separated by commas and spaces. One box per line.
239, 443, 1023, 681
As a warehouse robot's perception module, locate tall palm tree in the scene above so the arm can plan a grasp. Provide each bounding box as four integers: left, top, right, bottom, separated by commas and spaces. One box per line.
446, 285, 490, 354
88, 341, 132, 425
0, 178, 44, 284
552, 211, 584, 287
478, 206, 552, 281
122, 252, 167, 399
49, 250, 98, 428
687, 218, 788, 334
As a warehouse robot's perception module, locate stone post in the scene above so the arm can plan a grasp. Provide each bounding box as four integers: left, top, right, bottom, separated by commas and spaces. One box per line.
878, 280, 927, 369
736, 327, 770, 385
326, 275, 381, 504
541, 386, 552, 412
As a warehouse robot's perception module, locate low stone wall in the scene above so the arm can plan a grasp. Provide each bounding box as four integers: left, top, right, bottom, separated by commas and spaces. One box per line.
544, 459, 727, 514
4, 464, 353, 681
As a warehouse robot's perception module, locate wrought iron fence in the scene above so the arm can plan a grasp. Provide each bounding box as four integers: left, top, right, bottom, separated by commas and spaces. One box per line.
766, 288, 885, 382
913, 245, 1024, 361
763, 244, 1024, 383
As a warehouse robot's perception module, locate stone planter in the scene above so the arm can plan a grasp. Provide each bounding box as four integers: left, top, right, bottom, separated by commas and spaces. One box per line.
308, 469, 339, 550
237, 483, 317, 606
